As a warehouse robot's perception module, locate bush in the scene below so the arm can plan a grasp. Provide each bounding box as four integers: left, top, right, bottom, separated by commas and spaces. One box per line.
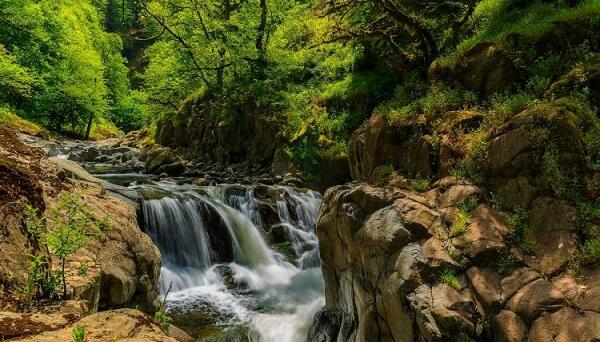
409, 177, 431, 192
508, 207, 537, 254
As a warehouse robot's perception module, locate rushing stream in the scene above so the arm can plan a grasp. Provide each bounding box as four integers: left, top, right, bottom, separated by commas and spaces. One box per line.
135, 181, 324, 341
21, 135, 325, 341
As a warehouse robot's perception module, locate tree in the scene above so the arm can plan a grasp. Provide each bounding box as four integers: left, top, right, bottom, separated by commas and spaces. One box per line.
44, 194, 94, 298
316, 0, 478, 67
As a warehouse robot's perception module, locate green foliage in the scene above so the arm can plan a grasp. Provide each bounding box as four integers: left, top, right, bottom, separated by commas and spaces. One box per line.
385, 84, 478, 122
0, 47, 36, 102
154, 303, 172, 333
508, 207, 537, 254
450, 211, 470, 236
409, 178, 431, 192
439, 268, 461, 290
72, 325, 86, 342
454, 0, 600, 58
45, 193, 97, 297
542, 142, 567, 197
581, 237, 600, 265
450, 196, 479, 236
23, 193, 105, 301
486, 92, 535, 126
458, 196, 480, 214
21, 254, 46, 308
154, 282, 173, 333
497, 253, 520, 275
78, 262, 89, 276
0, 0, 145, 137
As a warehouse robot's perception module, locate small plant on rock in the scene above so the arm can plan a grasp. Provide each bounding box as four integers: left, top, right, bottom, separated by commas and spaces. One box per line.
508, 207, 537, 254
78, 262, 89, 276
409, 177, 430, 192
154, 283, 173, 333
581, 233, 600, 265
497, 253, 520, 275
440, 268, 461, 290
450, 196, 479, 236
72, 325, 86, 342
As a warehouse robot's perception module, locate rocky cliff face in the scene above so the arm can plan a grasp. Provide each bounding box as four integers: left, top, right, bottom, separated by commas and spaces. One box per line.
156, 89, 281, 166
0, 124, 163, 339
310, 179, 600, 342
311, 45, 600, 340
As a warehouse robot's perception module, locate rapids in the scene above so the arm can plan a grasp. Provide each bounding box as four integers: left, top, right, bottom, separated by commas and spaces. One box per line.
137, 181, 324, 341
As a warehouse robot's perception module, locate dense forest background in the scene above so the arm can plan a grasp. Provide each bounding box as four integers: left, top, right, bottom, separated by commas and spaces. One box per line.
1, 0, 598, 177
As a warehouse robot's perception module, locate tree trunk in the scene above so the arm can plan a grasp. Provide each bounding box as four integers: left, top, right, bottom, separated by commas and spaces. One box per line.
85, 112, 93, 139
61, 258, 67, 298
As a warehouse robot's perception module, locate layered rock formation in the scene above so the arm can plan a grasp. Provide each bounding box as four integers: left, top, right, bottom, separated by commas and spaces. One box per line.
156, 89, 281, 166
312, 51, 600, 340
310, 179, 600, 342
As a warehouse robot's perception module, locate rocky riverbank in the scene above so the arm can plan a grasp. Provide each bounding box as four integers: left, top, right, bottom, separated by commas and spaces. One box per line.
0, 124, 180, 340
308, 66, 600, 340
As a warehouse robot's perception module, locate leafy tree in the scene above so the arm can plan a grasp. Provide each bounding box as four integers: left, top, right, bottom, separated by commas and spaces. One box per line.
44, 193, 97, 298
316, 0, 479, 66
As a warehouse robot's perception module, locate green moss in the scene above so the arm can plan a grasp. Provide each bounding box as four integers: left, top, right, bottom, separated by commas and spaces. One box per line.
0, 107, 45, 136
451, 211, 470, 236
273, 242, 297, 264
455, 0, 600, 57
385, 84, 477, 123
450, 196, 480, 236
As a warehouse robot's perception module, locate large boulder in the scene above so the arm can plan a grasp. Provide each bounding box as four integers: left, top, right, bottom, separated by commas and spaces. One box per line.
430, 42, 520, 95
311, 180, 600, 341
311, 183, 481, 342
140, 145, 185, 175
14, 309, 177, 341
347, 112, 397, 181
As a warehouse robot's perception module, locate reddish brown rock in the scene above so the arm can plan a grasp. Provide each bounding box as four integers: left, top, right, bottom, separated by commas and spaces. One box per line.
452, 205, 509, 264
507, 279, 565, 321
492, 310, 526, 342
452, 42, 520, 95
500, 267, 540, 301
466, 267, 501, 312
525, 197, 580, 274
528, 307, 600, 342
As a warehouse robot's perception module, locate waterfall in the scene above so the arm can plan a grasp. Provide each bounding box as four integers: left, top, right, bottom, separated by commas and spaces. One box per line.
137, 183, 324, 341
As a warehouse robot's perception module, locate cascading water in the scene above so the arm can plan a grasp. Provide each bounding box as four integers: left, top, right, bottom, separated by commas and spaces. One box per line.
137, 181, 324, 341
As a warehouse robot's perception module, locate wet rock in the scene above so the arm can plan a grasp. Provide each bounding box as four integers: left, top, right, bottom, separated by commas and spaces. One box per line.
308, 310, 342, 342
193, 177, 210, 186
267, 224, 291, 245
141, 145, 183, 174
155, 161, 186, 176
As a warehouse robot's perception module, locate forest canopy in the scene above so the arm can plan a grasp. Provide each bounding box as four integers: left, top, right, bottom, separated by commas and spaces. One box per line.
0, 0, 598, 175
